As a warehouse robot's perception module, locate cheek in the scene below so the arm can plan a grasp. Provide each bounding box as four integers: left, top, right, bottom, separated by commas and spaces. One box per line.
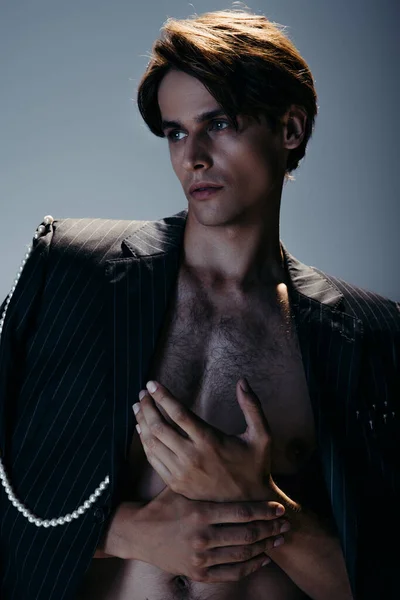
169, 148, 184, 180
232, 145, 274, 187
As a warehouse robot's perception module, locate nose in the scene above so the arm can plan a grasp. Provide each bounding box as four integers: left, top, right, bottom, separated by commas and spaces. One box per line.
182, 135, 213, 172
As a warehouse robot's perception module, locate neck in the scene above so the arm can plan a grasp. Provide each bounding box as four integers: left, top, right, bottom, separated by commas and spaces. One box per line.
181, 203, 287, 295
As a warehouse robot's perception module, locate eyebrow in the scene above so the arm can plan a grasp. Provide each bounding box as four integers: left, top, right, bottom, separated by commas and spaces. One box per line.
161, 108, 227, 132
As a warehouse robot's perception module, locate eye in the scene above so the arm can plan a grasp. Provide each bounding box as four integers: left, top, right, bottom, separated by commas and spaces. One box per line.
166, 119, 230, 143
210, 119, 229, 131
167, 130, 186, 142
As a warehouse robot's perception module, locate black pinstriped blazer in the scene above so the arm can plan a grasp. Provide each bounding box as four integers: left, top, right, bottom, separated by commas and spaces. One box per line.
0, 208, 398, 599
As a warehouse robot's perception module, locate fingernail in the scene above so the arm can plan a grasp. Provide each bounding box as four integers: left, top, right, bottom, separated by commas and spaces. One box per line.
273, 536, 284, 547
133, 403, 140, 415
146, 381, 157, 393
139, 390, 146, 400
261, 557, 271, 566
135, 424, 141, 434
275, 506, 285, 516
240, 378, 249, 392
280, 521, 291, 533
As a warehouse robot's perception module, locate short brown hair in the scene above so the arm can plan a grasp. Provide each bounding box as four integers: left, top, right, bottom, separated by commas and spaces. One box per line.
137, 6, 318, 180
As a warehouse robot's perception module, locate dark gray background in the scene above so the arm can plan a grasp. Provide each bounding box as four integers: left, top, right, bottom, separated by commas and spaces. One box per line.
1, 0, 399, 302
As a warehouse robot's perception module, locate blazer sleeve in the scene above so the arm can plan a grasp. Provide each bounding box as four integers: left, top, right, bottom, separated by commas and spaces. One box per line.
0, 219, 54, 457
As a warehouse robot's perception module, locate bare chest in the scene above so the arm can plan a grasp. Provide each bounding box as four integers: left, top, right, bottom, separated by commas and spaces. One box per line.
79, 283, 329, 600
128, 282, 318, 501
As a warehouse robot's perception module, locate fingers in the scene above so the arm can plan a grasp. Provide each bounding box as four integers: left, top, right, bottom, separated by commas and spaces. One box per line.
205, 500, 286, 525
205, 534, 284, 568
190, 520, 290, 583
209, 518, 290, 550
133, 393, 187, 462
236, 378, 272, 441
144, 381, 215, 443
134, 394, 181, 475
199, 552, 271, 582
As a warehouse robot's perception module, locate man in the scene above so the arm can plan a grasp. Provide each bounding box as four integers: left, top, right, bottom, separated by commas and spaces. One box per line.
0, 7, 398, 600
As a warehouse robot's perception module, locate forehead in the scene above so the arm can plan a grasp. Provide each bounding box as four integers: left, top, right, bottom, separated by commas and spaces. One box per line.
157, 69, 220, 121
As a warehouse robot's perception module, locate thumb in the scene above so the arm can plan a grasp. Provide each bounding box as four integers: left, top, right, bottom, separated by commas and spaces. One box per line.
236, 378, 272, 441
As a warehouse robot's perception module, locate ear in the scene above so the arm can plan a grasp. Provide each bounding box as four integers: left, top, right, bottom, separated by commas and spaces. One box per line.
281, 105, 307, 150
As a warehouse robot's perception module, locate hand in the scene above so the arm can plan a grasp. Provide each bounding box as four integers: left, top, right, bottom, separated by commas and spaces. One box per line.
133, 377, 274, 502
123, 486, 290, 582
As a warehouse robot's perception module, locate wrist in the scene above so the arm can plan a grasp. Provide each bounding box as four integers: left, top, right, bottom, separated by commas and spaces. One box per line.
101, 501, 146, 560
263, 476, 303, 516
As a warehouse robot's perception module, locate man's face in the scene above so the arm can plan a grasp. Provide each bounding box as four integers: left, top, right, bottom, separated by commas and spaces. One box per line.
157, 69, 288, 226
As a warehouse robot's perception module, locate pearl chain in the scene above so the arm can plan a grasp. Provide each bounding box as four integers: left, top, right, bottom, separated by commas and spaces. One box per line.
0, 216, 110, 526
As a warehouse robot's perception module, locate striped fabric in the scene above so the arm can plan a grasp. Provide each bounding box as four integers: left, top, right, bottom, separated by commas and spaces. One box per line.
0, 208, 398, 599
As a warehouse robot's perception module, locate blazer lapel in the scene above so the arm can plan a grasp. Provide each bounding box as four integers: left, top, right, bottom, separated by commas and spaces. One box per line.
282, 246, 363, 592
104, 211, 187, 496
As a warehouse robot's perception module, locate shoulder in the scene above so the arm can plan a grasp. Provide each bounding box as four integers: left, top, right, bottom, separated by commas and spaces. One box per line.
310, 266, 400, 335
49, 217, 144, 264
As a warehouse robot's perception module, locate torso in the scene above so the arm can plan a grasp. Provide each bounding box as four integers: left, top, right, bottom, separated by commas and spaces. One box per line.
78, 267, 335, 600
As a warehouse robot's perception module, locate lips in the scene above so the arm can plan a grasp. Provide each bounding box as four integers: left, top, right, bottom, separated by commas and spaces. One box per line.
188, 182, 223, 195
190, 187, 223, 200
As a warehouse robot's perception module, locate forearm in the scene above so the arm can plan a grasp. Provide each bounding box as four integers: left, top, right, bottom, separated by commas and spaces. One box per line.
94, 501, 146, 559
265, 487, 353, 600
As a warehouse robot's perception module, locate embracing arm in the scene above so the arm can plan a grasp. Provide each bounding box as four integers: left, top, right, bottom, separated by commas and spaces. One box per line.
133, 378, 355, 599
262, 483, 353, 600
94, 501, 145, 559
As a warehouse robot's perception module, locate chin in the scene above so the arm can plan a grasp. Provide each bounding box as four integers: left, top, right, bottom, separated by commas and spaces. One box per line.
189, 202, 250, 227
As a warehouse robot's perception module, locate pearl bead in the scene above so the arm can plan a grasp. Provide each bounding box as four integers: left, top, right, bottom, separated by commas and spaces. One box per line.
36, 225, 46, 235
43, 215, 54, 225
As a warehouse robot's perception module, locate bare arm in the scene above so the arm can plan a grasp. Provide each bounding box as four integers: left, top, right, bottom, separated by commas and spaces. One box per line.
132, 380, 355, 598
91, 487, 291, 583
263, 483, 354, 600
93, 501, 145, 559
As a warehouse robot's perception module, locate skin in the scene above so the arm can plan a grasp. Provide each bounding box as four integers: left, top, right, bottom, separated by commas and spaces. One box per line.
133, 378, 303, 510
157, 67, 307, 293
132, 373, 353, 599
